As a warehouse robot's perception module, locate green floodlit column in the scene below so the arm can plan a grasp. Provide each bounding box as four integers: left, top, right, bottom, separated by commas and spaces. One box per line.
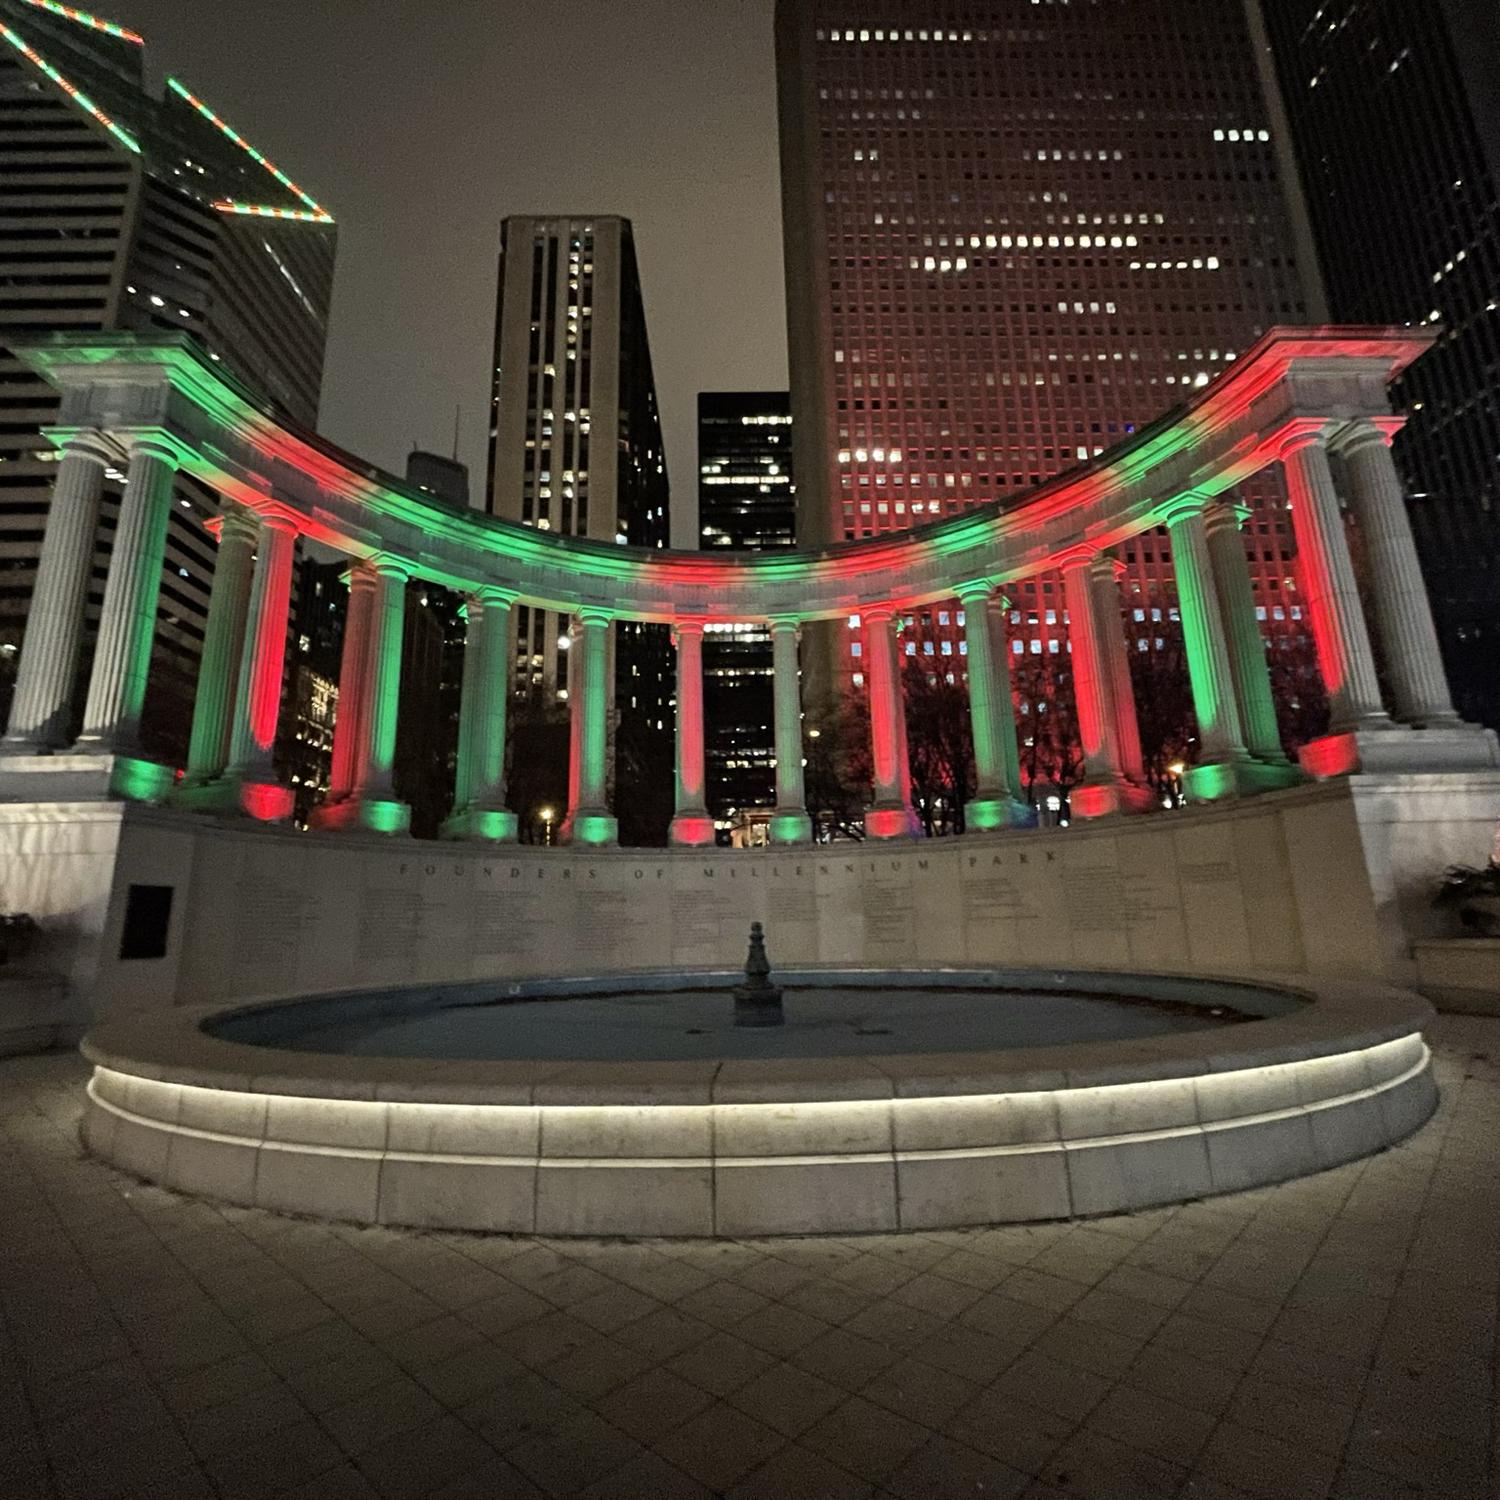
445, 588, 518, 842
985, 594, 1025, 800
958, 582, 1030, 831
222, 511, 298, 818
769, 618, 812, 845
1334, 420, 1462, 728
76, 437, 179, 769
181, 504, 258, 786
564, 607, 617, 846
1089, 554, 1147, 784
1164, 499, 1251, 765
363, 559, 409, 803
1205, 503, 1289, 763
2, 432, 108, 751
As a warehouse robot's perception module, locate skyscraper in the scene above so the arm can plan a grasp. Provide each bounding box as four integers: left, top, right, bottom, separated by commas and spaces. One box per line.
486, 214, 673, 841
1259, 0, 1500, 727
697, 391, 796, 832
775, 1, 1324, 732
0, 0, 336, 751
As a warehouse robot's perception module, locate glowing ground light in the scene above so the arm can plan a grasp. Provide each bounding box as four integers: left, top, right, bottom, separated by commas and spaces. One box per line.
166, 76, 333, 223
20, 0, 141, 43
0, 24, 140, 153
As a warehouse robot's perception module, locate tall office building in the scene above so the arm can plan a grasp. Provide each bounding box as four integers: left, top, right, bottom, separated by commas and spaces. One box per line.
1260, 0, 1500, 727
775, 1, 1323, 722
0, 0, 336, 750
698, 392, 795, 831
486, 214, 673, 838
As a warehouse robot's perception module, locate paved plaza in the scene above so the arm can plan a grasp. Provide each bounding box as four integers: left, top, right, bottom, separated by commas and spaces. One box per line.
2, 1019, 1496, 1500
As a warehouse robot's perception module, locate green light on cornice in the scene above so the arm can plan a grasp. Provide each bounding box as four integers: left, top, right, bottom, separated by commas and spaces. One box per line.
166, 76, 334, 223
1, 23, 141, 152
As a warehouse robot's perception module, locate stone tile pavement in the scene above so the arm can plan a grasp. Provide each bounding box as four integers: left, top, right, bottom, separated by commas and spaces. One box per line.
1, 1016, 1496, 1500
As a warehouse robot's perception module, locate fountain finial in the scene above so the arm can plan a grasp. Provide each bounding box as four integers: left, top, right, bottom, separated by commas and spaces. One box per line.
734, 922, 784, 1027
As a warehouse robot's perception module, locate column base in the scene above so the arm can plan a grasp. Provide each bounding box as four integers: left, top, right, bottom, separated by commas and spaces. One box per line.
964, 796, 1039, 833
1183, 757, 1306, 802
864, 801, 923, 839
1071, 777, 1158, 820
0, 751, 173, 805
561, 807, 618, 847
309, 795, 411, 835
668, 812, 717, 848
442, 806, 519, 843
768, 810, 814, 846
1300, 723, 1500, 779
173, 774, 294, 823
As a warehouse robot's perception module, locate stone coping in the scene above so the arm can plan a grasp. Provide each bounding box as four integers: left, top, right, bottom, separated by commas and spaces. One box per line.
81, 966, 1435, 1108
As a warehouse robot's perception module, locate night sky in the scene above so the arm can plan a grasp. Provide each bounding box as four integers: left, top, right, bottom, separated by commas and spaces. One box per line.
106, 0, 788, 543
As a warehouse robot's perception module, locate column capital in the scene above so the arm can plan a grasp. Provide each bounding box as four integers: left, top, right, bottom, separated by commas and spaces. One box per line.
1330, 416, 1403, 458
207, 504, 262, 546
121, 430, 187, 470
1204, 500, 1253, 537
955, 578, 1000, 605
473, 585, 519, 610
251, 503, 302, 538
42, 426, 113, 468
767, 614, 802, 636
1274, 420, 1337, 463
577, 605, 613, 628
671, 616, 707, 644
1089, 551, 1128, 584
1053, 543, 1101, 573
367, 553, 413, 583
1157, 492, 1212, 526
861, 602, 900, 627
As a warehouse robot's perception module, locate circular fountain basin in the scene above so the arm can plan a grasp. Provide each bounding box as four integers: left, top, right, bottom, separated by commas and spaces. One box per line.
80, 967, 1437, 1238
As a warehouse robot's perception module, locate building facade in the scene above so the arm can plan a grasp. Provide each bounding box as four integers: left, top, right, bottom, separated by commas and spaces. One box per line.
775, 0, 1325, 745
697, 392, 796, 831
485, 214, 673, 841
1260, 0, 1500, 728
0, 0, 335, 753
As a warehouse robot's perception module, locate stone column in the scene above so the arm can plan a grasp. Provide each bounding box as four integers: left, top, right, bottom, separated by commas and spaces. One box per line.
312, 559, 411, 834
180, 505, 258, 788
768, 618, 812, 845
2, 432, 109, 752
1279, 430, 1389, 736
1334, 420, 1461, 728
669, 620, 714, 846
1090, 554, 1148, 785
220, 511, 298, 820
562, 607, 617, 846
75, 438, 179, 791
862, 605, 920, 838
1061, 551, 1150, 818
1204, 503, 1293, 766
958, 583, 1031, 831
985, 594, 1026, 804
445, 589, 518, 842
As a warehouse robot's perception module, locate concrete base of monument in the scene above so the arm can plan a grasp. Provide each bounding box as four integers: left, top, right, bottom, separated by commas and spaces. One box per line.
0, 971, 76, 1057
1412, 938, 1500, 1017
173, 775, 295, 824
668, 812, 717, 848
964, 796, 1038, 832
561, 808, 618, 847
1184, 757, 1305, 802
76, 971, 1438, 1238
0, 753, 173, 806
1071, 777, 1158, 819
1301, 722, 1500, 778
308, 795, 411, 836
442, 807, 519, 843
865, 801, 923, 839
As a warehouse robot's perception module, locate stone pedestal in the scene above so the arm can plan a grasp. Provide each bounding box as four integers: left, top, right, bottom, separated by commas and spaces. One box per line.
0, 754, 174, 806
963, 796, 1037, 832
1300, 724, 1500, 779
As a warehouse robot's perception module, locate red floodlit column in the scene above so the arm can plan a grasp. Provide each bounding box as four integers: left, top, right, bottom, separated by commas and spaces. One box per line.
862, 605, 921, 838
2, 431, 109, 752
1061, 550, 1152, 819
444, 588, 519, 842
769, 618, 813, 845
220, 511, 298, 821
324, 565, 374, 805
958, 582, 1032, 832
669, 620, 714, 847
1090, 554, 1148, 786
180, 505, 258, 790
1279, 430, 1389, 749
1333, 420, 1461, 728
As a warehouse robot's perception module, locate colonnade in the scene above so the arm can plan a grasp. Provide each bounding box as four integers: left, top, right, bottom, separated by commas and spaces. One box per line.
0, 408, 1479, 844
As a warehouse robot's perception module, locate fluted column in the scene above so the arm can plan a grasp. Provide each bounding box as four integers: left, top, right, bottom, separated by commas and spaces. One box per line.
1090, 554, 1147, 785
959, 583, 1031, 831
769, 618, 812, 845
181, 505, 258, 787
1279, 430, 1389, 734
1205, 503, 1290, 765
445, 589, 518, 842
220, 511, 298, 820
3, 432, 109, 751
669, 620, 714, 846
985, 594, 1025, 802
1334, 420, 1460, 728
862, 605, 920, 838
562, 607, 616, 846
325, 565, 375, 804
75, 437, 179, 776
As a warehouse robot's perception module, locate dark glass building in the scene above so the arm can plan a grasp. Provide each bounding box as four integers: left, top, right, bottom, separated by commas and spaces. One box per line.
697, 392, 796, 832
0, 0, 336, 752
1260, 0, 1500, 726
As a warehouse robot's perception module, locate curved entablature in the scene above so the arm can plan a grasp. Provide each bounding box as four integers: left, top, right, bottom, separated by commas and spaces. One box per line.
17, 326, 1433, 626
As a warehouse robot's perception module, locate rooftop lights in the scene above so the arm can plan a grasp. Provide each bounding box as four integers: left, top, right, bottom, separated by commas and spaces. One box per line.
0, 23, 140, 152
20, 0, 140, 43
